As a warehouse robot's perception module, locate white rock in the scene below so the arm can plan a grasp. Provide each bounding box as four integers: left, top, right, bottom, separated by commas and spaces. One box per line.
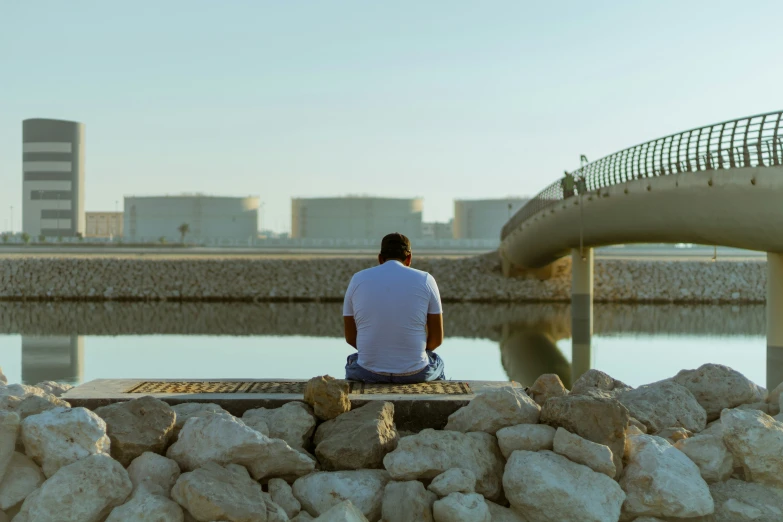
34, 381, 73, 398
552, 427, 615, 477
496, 423, 556, 458
673, 363, 766, 420
767, 381, 783, 408
166, 413, 315, 482
527, 373, 569, 406
169, 402, 232, 440
503, 450, 624, 522
484, 500, 526, 522
291, 512, 315, 522
432, 492, 490, 522
444, 387, 540, 434
0, 394, 69, 420
621, 434, 713, 519
292, 469, 389, 521
0, 412, 19, 482
171, 461, 287, 522
13, 454, 132, 522
21, 406, 110, 477
269, 477, 301, 519
570, 369, 631, 398
708, 478, 783, 522
0, 452, 44, 510
382, 429, 505, 501
721, 408, 783, 487
243, 401, 317, 452
0, 384, 46, 399
675, 434, 733, 483
382, 480, 436, 522
105, 487, 184, 522
0, 368, 6, 385
427, 468, 476, 497
126, 452, 181, 498
617, 380, 707, 433
313, 500, 368, 522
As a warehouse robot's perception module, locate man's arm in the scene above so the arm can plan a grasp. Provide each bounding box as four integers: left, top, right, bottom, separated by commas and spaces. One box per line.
344, 316, 358, 349
426, 313, 443, 351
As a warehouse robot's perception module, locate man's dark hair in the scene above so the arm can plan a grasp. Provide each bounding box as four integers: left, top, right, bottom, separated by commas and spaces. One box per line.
380, 232, 411, 261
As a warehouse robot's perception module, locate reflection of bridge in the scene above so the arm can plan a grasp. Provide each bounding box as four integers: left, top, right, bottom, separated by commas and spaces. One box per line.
21, 336, 83, 384
500, 111, 783, 388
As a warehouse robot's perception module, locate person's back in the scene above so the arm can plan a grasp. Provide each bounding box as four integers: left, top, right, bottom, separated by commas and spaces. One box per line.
343, 233, 445, 383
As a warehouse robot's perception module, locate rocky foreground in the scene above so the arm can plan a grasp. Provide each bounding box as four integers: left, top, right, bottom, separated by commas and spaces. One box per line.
0, 365, 782, 521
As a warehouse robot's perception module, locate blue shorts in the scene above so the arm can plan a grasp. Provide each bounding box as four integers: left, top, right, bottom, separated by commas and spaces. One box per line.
345, 351, 446, 384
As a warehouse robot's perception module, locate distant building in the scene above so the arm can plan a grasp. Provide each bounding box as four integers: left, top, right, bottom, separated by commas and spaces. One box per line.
124, 195, 259, 243
291, 197, 423, 240
86, 212, 123, 238
453, 198, 529, 240
422, 220, 453, 240
22, 118, 86, 237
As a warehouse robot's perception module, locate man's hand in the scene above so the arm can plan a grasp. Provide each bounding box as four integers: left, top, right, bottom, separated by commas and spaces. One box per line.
426, 313, 444, 351
343, 316, 358, 349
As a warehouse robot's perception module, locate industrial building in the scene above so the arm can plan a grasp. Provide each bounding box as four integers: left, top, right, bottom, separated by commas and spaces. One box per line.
123, 195, 259, 243
291, 197, 423, 240
453, 198, 529, 240
86, 212, 123, 238
22, 118, 86, 237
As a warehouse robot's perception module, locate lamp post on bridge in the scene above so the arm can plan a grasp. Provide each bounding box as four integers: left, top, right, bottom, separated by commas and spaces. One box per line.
571, 154, 593, 383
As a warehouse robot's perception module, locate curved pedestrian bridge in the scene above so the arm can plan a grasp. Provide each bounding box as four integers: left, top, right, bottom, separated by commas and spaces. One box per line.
500, 110, 783, 389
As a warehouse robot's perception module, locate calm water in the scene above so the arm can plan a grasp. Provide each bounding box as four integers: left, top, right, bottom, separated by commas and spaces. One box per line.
0, 302, 773, 389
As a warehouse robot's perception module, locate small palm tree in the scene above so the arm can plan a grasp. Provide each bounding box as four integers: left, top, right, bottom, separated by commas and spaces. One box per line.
1, 234, 8, 244
21, 233, 30, 245
158, 236, 167, 245
38, 234, 46, 243
178, 223, 190, 244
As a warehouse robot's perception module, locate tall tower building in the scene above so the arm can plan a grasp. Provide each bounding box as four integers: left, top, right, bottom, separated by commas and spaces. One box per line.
22, 118, 86, 237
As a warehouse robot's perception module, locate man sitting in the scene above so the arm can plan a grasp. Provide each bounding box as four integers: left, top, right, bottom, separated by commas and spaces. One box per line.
343, 232, 446, 383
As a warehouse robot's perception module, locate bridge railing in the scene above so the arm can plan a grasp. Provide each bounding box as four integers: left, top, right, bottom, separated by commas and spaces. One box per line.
502, 110, 783, 239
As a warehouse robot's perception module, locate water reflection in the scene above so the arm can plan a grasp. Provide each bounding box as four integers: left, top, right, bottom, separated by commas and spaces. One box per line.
0, 302, 771, 388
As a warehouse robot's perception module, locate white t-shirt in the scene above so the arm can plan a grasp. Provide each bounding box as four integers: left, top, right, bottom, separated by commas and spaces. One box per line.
343, 260, 443, 374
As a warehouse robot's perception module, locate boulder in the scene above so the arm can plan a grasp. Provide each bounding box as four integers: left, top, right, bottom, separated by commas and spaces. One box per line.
485, 500, 526, 522
171, 462, 287, 522
656, 426, 692, 443
427, 468, 476, 497
616, 380, 707, 433
620, 434, 713, 519
721, 408, 783, 488
167, 413, 315, 482
291, 513, 315, 522
382, 429, 505, 501
540, 393, 629, 478
628, 417, 648, 433
673, 363, 766, 420
0, 367, 5, 384
496, 424, 555, 458
444, 387, 540, 434
674, 434, 733, 483
0, 452, 44, 511
126, 452, 181, 498
269, 477, 301, 519
382, 480, 436, 522
432, 492, 490, 522
303, 375, 351, 420
767, 381, 783, 408
34, 381, 73, 398
0, 394, 70, 420
243, 402, 317, 452
314, 401, 397, 470
0, 412, 19, 482
105, 486, 184, 522
170, 402, 232, 440
13, 454, 132, 522
95, 396, 177, 466
570, 369, 631, 398
708, 479, 783, 522
292, 469, 389, 521
312, 500, 368, 522
0, 384, 47, 399
552, 427, 615, 477
526, 374, 568, 406
503, 450, 625, 522
21, 406, 110, 477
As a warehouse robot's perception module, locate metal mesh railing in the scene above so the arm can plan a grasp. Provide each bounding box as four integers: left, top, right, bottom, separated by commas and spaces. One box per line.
501, 110, 783, 239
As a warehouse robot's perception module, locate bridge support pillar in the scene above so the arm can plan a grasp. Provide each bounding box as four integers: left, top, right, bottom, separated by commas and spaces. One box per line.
767, 253, 783, 390
571, 248, 593, 383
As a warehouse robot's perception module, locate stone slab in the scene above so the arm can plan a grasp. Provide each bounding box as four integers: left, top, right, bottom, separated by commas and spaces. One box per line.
63, 379, 520, 431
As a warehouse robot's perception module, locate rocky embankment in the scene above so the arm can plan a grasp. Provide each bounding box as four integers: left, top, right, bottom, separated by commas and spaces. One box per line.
1, 365, 782, 521
0, 254, 767, 303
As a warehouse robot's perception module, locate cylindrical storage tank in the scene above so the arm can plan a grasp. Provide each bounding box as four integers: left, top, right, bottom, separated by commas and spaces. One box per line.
453, 198, 529, 240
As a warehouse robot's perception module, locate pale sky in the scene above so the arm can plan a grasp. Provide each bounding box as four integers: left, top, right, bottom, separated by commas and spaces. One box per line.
1, 1, 781, 233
